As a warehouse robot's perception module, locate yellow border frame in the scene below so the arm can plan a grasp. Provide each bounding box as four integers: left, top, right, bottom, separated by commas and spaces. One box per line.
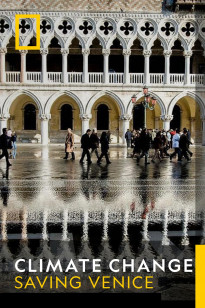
15, 14, 40, 50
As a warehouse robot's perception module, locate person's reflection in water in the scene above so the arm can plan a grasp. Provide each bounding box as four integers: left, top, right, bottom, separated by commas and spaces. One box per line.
80, 163, 91, 200
0, 168, 10, 206
171, 161, 190, 179
153, 163, 161, 179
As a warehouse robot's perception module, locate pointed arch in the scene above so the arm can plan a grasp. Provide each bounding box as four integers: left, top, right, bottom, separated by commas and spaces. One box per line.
45, 90, 84, 114
2, 90, 43, 114
167, 91, 205, 117
85, 90, 125, 115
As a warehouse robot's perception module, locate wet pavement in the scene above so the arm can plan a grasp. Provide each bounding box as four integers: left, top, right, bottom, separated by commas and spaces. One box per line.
0, 144, 204, 298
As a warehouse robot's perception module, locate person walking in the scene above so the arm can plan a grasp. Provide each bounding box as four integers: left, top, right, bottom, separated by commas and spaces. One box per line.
97, 131, 111, 165
137, 128, 151, 165
151, 131, 163, 163
186, 128, 193, 157
90, 128, 100, 159
179, 128, 192, 162
125, 129, 132, 148
132, 131, 141, 159
170, 129, 181, 161
11, 131, 17, 159
80, 129, 92, 164
0, 128, 12, 167
64, 128, 75, 160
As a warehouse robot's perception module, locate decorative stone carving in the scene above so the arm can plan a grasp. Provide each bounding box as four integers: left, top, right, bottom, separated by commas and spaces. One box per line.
61, 48, 69, 55
102, 49, 110, 56
39, 114, 51, 120
160, 115, 173, 121
163, 50, 172, 57
120, 114, 132, 121
183, 50, 193, 57
82, 49, 90, 55
80, 114, 92, 120
0, 48, 7, 54
143, 50, 152, 56
0, 113, 10, 120
40, 48, 48, 55
123, 49, 131, 56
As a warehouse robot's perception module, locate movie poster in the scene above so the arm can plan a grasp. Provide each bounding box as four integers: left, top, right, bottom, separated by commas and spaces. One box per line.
0, 1, 204, 306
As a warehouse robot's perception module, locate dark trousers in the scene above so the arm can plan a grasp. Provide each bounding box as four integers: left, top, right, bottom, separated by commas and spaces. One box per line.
80, 149, 91, 162
65, 152, 75, 159
139, 150, 149, 164
179, 149, 190, 161
0, 149, 9, 164
98, 151, 110, 163
91, 148, 99, 158
170, 148, 181, 160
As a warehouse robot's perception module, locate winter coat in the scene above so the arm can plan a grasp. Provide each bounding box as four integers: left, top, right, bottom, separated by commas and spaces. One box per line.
65, 133, 74, 153
172, 133, 180, 148
90, 133, 99, 149
100, 135, 109, 152
81, 133, 91, 149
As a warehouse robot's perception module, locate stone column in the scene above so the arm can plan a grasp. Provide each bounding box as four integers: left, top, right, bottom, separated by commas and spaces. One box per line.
102, 49, 110, 84
103, 210, 109, 241
160, 115, 173, 131
121, 114, 132, 145
61, 48, 69, 83
40, 48, 48, 83
40, 114, 51, 145
20, 50, 28, 83
83, 210, 89, 241
143, 50, 152, 85
123, 49, 131, 84
184, 51, 192, 85
164, 50, 172, 84
62, 209, 69, 241
80, 114, 92, 134
181, 210, 189, 246
162, 210, 169, 246
1, 208, 7, 241
201, 116, 205, 146
82, 49, 90, 83
0, 48, 7, 83
0, 114, 9, 133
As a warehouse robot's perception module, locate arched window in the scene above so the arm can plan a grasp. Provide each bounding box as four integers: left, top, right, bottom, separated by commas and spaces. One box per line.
97, 104, 109, 130
133, 104, 144, 130
24, 104, 36, 130
61, 104, 73, 130
170, 105, 181, 130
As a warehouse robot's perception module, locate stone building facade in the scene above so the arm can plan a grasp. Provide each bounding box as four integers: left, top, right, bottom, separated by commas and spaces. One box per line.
0, 1, 205, 144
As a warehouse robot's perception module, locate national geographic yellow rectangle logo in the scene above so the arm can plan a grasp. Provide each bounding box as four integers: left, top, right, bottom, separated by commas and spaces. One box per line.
196, 245, 205, 308
15, 14, 40, 50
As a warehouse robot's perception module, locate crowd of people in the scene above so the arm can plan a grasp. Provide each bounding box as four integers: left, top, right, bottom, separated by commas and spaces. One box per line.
126, 127, 193, 164
63, 126, 193, 165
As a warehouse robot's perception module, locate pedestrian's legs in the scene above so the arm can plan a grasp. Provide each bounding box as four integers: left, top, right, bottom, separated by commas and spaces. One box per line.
144, 151, 149, 164
104, 152, 111, 164
80, 149, 86, 162
86, 149, 91, 163
97, 153, 104, 163
71, 152, 75, 160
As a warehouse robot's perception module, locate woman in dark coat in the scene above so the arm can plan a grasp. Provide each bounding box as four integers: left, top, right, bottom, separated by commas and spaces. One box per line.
151, 131, 163, 163
64, 128, 75, 160
97, 131, 111, 164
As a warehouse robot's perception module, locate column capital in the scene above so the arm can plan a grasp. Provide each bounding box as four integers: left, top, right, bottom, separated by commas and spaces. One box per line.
143, 50, 152, 57
123, 49, 131, 56
82, 49, 90, 56
40, 48, 48, 55
160, 115, 173, 122
0, 113, 10, 120
120, 114, 132, 121
163, 50, 172, 57
19, 50, 28, 55
183, 50, 192, 57
0, 48, 7, 54
190, 117, 195, 122
80, 113, 92, 120
102, 49, 110, 56
61, 48, 69, 55
39, 114, 51, 120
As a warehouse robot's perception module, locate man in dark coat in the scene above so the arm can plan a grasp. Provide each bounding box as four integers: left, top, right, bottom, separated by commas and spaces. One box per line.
0, 128, 12, 167
90, 128, 99, 159
137, 128, 151, 165
179, 128, 192, 161
80, 129, 92, 164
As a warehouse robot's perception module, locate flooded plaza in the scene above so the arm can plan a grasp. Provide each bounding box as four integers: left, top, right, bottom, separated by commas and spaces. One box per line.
0, 144, 204, 300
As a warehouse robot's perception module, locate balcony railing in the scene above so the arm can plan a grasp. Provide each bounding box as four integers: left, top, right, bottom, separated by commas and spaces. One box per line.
3, 71, 205, 86
6, 71, 20, 83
